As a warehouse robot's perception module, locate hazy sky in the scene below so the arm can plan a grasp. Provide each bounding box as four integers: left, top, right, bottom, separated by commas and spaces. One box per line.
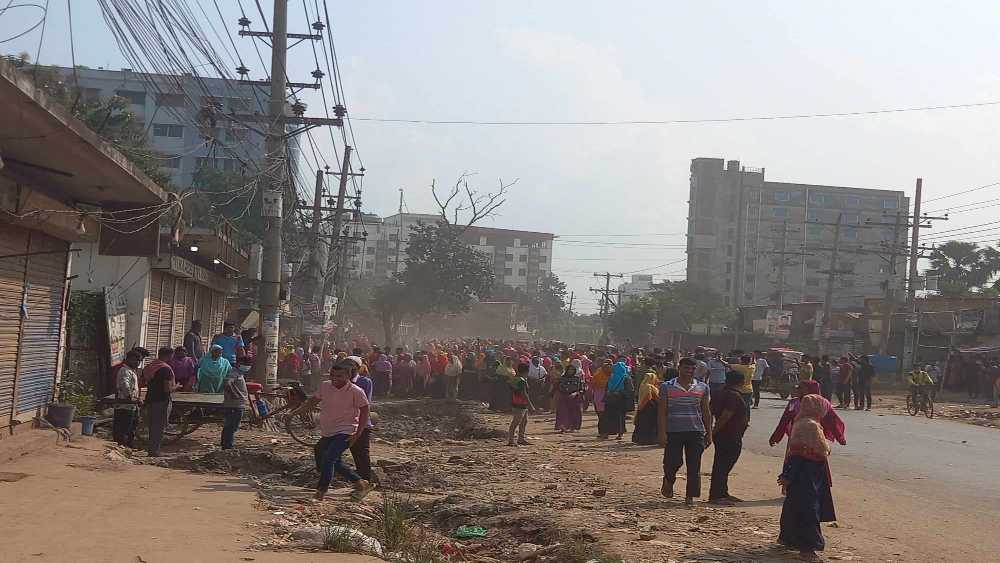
4, 1, 1000, 312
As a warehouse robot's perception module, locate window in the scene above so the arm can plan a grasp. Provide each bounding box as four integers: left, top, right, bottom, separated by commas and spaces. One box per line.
226, 128, 249, 142
772, 207, 788, 218
161, 156, 181, 169
842, 213, 860, 225
883, 199, 899, 209
806, 259, 820, 269
808, 224, 824, 238
880, 228, 895, 241
503, 268, 512, 276
201, 96, 224, 110
807, 209, 823, 223
115, 90, 146, 105
806, 278, 821, 287
513, 238, 520, 247
727, 245, 733, 257
744, 291, 753, 300
724, 296, 730, 306
841, 279, 855, 288
725, 263, 732, 274
842, 227, 859, 240
366, 247, 375, 255
152, 123, 183, 138
809, 193, 827, 205
519, 255, 527, 263
845, 196, 861, 207
389, 233, 398, 241
229, 97, 252, 112
479, 236, 487, 246
806, 295, 820, 302
880, 214, 897, 224
539, 255, 547, 262
504, 253, 514, 262
773, 191, 790, 202
839, 261, 855, 272
727, 227, 735, 240
725, 279, 731, 290
155, 93, 185, 107
518, 268, 527, 276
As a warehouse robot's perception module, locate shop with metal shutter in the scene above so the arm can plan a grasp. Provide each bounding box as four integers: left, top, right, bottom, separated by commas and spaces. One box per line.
143, 265, 228, 352
0, 224, 70, 427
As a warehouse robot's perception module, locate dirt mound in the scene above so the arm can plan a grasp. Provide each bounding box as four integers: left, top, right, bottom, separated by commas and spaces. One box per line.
154, 448, 317, 487
374, 399, 506, 442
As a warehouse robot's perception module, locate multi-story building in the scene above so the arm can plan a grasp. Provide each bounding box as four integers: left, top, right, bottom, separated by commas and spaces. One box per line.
346, 213, 555, 293
687, 158, 909, 311
618, 274, 656, 305
45, 66, 297, 186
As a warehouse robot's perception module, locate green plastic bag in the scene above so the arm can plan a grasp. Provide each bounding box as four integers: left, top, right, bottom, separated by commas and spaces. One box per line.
454, 525, 487, 539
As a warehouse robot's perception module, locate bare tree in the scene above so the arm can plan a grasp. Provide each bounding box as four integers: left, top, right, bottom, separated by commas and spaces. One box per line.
431, 172, 517, 230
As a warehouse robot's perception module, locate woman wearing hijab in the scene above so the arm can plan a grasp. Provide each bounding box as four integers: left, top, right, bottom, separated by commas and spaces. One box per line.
769, 380, 846, 450
415, 352, 432, 396
599, 361, 634, 440
196, 344, 232, 393
170, 346, 198, 391
394, 353, 416, 397
491, 356, 515, 412
591, 358, 612, 424
631, 359, 661, 445
546, 357, 563, 413
555, 363, 584, 432
778, 394, 838, 560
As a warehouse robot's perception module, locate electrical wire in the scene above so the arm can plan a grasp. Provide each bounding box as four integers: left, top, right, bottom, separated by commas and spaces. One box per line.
352, 99, 1000, 127
0, 2, 46, 44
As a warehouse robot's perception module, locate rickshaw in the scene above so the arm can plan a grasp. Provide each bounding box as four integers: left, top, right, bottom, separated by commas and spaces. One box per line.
762, 347, 803, 399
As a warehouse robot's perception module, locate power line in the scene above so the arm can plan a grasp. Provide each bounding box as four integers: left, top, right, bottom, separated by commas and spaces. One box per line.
923, 181, 1000, 204
351, 99, 1000, 127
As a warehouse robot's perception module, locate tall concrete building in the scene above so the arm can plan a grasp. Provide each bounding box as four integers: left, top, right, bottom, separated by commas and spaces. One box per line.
686, 158, 908, 311
618, 274, 655, 305
346, 213, 554, 293
46, 66, 298, 186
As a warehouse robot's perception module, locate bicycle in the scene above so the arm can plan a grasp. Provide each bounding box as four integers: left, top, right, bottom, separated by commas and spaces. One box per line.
244, 381, 322, 446
905, 387, 934, 419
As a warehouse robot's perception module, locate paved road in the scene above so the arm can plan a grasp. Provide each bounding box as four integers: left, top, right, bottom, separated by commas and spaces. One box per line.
744, 396, 1000, 511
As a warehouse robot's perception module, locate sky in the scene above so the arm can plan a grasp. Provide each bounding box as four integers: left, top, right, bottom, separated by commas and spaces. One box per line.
4, 1, 1000, 312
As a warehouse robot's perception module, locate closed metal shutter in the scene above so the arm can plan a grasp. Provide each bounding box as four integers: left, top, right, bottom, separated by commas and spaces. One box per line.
172, 279, 188, 346
0, 225, 29, 427
16, 232, 69, 413
157, 273, 176, 351
145, 270, 163, 350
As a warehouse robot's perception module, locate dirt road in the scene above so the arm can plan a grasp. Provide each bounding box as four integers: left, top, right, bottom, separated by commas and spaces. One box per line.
0, 436, 378, 563
3, 397, 997, 562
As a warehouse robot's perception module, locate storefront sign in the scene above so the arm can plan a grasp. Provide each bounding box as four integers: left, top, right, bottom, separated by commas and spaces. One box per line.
104, 286, 128, 365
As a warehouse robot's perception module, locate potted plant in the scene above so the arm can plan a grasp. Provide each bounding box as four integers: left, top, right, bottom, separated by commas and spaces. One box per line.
52, 372, 98, 434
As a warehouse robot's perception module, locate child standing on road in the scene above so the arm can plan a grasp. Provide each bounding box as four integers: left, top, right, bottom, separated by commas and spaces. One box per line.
508, 363, 535, 446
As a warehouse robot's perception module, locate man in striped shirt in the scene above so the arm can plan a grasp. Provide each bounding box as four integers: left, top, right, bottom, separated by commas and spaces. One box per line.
658, 357, 713, 506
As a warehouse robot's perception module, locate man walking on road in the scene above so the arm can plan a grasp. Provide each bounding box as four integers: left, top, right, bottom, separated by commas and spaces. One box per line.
752, 351, 768, 408
289, 360, 373, 501
709, 370, 749, 505
658, 357, 713, 506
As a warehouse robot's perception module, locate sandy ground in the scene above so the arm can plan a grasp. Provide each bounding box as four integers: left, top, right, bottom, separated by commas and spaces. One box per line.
0, 435, 378, 563
3, 395, 998, 562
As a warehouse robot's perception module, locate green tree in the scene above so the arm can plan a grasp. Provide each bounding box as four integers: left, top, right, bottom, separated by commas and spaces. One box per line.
608, 297, 657, 344
183, 167, 263, 244
651, 280, 730, 331
370, 174, 513, 348
926, 241, 999, 296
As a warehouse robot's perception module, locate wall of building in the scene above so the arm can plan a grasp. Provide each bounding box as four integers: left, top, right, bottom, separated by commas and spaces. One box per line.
687, 157, 908, 311
72, 244, 151, 352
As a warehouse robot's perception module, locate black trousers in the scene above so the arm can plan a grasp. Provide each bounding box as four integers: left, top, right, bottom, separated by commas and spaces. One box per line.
314, 427, 372, 481
112, 408, 138, 447
663, 431, 706, 498
853, 377, 873, 409
751, 380, 761, 407
709, 435, 743, 500
837, 383, 852, 405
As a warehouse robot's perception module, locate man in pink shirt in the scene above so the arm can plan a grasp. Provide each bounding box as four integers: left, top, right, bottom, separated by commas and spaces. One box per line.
288, 360, 372, 501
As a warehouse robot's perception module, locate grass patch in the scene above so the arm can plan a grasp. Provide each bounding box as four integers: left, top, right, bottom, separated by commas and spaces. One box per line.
373, 491, 446, 563
555, 538, 624, 563
322, 526, 360, 553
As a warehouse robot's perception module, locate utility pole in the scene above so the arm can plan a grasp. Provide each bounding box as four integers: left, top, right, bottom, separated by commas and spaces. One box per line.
590, 272, 623, 342
768, 221, 808, 309
254, 0, 290, 387
567, 291, 575, 316
245, 3, 340, 386
320, 144, 353, 300
878, 211, 903, 355
903, 178, 923, 373
816, 213, 853, 356
309, 168, 327, 302
394, 188, 404, 276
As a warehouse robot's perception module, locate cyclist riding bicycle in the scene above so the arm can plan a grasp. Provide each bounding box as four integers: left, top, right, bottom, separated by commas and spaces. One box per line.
907, 368, 934, 405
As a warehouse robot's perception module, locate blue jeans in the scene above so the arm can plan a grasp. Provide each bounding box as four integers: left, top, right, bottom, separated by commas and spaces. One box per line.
316, 434, 362, 492
741, 393, 753, 421
222, 407, 243, 449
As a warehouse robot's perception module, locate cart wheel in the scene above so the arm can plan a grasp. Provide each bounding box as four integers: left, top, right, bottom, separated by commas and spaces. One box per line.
258, 394, 288, 433
166, 407, 202, 443
285, 405, 322, 447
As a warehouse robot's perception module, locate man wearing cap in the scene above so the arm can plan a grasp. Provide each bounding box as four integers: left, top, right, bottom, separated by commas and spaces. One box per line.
288, 359, 372, 501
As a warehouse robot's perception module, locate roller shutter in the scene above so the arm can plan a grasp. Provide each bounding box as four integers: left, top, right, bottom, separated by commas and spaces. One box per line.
145, 270, 163, 350
16, 233, 69, 413
0, 225, 28, 427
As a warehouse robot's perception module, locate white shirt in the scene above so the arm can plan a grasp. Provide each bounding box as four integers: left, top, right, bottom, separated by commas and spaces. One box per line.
753, 358, 769, 381
528, 362, 548, 381
116, 365, 139, 412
